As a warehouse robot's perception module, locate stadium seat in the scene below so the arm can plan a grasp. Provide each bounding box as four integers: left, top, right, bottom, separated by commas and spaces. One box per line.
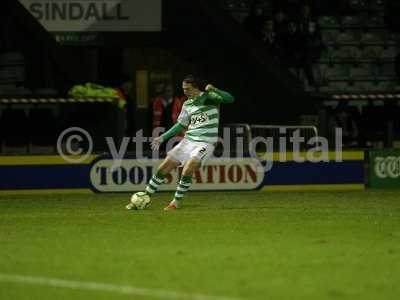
364, 45, 384, 56
224, 0, 256, 11
325, 65, 350, 81
364, 81, 378, 91
34, 88, 58, 96
350, 65, 376, 81
389, 32, 400, 42
341, 15, 362, 28
313, 64, 328, 84
328, 81, 352, 92
369, 0, 385, 10
380, 46, 398, 61
0, 66, 25, 83
318, 16, 340, 29
0, 86, 31, 96
319, 84, 337, 93
319, 46, 335, 64
336, 31, 358, 46
348, 47, 362, 61
358, 47, 380, 63
0, 52, 24, 66
260, 0, 273, 10
224, 0, 236, 10
231, 11, 248, 23
0, 84, 16, 94
331, 48, 352, 62
0, 68, 17, 85
365, 15, 385, 28
377, 63, 397, 79
371, 81, 395, 92
321, 29, 339, 44
1, 87, 32, 96
342, 46, 361, 60
352, 81, 374, 92
349, 0, 368, 10
361, 32, 383, 45
0, 52, 26, 87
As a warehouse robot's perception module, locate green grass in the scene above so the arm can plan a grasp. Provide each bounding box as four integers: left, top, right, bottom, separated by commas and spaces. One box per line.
0, 190, 399, 300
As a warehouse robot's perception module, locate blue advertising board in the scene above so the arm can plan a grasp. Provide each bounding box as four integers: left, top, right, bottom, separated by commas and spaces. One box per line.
0, 152, 365, 192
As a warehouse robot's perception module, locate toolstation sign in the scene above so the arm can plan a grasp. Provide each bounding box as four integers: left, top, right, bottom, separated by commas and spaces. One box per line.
90, 158, 264, 192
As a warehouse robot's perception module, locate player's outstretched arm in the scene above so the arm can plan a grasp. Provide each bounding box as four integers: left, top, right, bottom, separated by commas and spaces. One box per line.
205, 84, 235, 104
151, 123, 186, 150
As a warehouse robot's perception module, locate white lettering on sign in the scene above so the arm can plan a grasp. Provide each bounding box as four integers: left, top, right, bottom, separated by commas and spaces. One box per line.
374, 156, 400, 179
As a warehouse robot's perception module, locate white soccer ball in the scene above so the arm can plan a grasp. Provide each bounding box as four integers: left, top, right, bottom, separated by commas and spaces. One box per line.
129, 192, 151, 210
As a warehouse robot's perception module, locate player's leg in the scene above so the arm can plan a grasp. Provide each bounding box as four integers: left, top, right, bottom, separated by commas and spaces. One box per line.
165, 142, 214, 210
144, 139, 189, 196
144, 157, 179, 196
164, 158, 200, 210
126, 157, 180, 210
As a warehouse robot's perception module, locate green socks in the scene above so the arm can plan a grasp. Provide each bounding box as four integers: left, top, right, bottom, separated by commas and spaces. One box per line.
173, 175, 192, 202
146, 172, 193, 204
145, 171, 165, 195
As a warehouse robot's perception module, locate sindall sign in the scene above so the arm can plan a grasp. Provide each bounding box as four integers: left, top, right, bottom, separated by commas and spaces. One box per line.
90, 158, 264, 192
18, 0, 162, 32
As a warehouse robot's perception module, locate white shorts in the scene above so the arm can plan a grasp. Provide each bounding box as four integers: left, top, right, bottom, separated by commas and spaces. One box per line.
167, 138, 214, 166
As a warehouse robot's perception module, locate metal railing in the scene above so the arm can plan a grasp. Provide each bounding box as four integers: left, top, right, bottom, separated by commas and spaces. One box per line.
250, 125, 319, 152
219, 124, 319, 154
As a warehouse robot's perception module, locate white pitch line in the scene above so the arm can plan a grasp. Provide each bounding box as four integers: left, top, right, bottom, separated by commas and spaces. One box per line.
0, 273, 244, 300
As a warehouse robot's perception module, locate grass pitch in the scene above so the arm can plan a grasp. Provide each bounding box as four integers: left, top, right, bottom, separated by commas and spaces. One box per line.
0, 190, 399, 300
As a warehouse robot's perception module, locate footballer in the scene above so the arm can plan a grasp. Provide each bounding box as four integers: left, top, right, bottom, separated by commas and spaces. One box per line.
128, 75, 234, 211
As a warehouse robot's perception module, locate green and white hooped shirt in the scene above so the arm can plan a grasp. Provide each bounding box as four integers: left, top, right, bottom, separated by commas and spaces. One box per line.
177, 89, 234, 144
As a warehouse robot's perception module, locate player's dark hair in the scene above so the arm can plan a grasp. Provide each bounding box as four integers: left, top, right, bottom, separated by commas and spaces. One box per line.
183, 75, 202, 89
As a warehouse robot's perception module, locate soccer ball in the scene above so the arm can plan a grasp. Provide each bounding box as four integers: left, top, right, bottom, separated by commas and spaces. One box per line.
127, 192, 151, 210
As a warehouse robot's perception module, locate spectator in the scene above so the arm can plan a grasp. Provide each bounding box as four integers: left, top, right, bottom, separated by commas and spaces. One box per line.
171, 88, 186, 139
284, 21, 305, 66
171, 91, 186, 124
261, 19, 279, 57
298, 4, 315, 32
274, 10, 289, 38
330, 103, 359, 147
151, 83, 172, 130
273, 10, 291, 61
151, 83, 186, 131
151, 82, 165, 99
298, 5, 323, 54
297, 5, 323, 86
